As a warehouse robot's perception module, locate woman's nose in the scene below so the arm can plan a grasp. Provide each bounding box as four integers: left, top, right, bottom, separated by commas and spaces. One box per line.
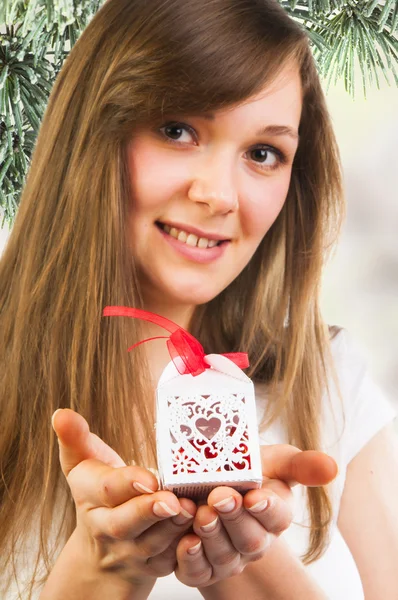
187, 161, 238, 215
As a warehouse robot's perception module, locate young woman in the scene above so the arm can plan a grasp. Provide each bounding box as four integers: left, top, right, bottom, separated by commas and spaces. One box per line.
1, 0, 397, 598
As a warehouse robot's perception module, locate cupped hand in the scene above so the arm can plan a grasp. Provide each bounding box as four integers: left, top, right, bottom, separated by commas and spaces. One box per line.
52, 408, 197, 586
174, 445, 338, 587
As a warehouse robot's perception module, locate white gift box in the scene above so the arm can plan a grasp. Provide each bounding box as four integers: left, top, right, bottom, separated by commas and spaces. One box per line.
156, 353, 263, 500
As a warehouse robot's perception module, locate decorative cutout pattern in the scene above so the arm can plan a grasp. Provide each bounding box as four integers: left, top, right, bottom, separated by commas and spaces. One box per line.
167, 393, 252, 474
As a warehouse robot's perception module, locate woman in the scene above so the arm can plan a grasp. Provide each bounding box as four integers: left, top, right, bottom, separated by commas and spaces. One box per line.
1, 0, 397, 598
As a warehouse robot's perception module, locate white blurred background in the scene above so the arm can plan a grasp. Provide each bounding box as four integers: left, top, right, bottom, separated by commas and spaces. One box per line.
1, 63, 397, 431
320, 66, 398, 433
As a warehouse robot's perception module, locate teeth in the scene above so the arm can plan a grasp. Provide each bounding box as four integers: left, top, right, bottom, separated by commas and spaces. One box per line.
177, 231, 188, 242
159, 223, 223, 249
186, 234, 198, 247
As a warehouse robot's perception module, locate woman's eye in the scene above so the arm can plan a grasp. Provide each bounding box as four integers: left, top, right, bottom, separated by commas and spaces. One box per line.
158, 122, 287, 172
246, 147, 287, 172
159, 122, 196, 144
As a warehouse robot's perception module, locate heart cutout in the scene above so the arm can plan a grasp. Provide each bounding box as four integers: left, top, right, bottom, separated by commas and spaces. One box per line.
195, 417, 221, 440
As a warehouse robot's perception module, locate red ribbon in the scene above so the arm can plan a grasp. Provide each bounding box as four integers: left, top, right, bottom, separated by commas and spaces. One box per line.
102, 306, 249, 377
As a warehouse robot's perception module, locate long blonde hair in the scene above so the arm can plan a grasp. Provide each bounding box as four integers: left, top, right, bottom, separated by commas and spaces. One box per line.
0, 0, 345, 596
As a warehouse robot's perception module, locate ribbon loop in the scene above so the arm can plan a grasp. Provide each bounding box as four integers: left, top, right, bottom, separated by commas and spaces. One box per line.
102, 306, 249, 376
168, 328, 208, 376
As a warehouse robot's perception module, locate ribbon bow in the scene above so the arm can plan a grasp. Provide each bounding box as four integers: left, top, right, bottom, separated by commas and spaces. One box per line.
102, 306, 249, 377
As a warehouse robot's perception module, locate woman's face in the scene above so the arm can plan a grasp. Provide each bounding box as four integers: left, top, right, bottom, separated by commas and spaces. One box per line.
127, 61, 302, 311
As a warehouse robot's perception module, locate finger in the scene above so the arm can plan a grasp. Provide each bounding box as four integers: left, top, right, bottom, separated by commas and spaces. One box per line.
245, 476, 294, 507
145, 499, 197, 576
52, 408, 126, 477
67, 458, 159, 509
261, 445, 338, 487
243, 488, 294, 536
145, 532, 181, 577
175, 533, 213, 588
192, 502, 244, 579
88, 490, 182, 541
135, 499, 196, 560
205, 489, 274, 556
171, 497, 198, 525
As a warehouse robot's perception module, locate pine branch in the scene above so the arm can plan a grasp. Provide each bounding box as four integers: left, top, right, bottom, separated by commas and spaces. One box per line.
280, 1, 398, 98
0, 0, 103, 225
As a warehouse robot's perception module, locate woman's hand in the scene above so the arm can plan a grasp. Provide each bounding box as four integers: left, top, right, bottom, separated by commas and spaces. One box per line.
174, 445, 338, 588
52, 409, 197, 587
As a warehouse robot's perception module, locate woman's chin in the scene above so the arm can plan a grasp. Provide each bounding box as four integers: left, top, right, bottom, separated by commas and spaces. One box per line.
140, 270, 232, 310
158, 282, 223, 308
172, 289, 220, 307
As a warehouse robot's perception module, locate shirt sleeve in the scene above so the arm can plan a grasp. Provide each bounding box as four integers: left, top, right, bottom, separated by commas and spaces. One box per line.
332, 328, 397, 466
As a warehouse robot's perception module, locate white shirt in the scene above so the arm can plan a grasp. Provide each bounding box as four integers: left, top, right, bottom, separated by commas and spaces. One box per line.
3, 329, 397, 599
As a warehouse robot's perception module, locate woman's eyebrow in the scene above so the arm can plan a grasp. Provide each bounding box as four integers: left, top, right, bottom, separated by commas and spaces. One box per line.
255, 124, 299, 140
199, 113, 299, 141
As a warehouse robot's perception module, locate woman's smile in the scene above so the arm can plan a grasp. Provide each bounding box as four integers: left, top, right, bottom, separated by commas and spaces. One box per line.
155, 221, 231, 264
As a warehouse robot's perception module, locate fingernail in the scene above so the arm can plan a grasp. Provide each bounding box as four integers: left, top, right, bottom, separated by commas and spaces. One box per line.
247, 498, 270, 513
172, 507, 194, 525
133, 482, 155, 494
51, 409, 63, 430
187, 540, 202, 555
200, 517, 218, 533
153, 501, 179, 518
213, 496, 235, 513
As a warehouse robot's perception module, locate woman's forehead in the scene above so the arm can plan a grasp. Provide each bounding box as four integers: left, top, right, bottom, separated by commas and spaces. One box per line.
195, 67, 303, 133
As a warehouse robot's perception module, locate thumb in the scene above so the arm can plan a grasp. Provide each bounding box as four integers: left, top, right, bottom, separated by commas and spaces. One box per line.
261, 444, 338, 488
51, 408, 126, 478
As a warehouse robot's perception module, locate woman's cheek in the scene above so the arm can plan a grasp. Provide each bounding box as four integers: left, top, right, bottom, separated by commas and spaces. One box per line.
134, 167, 182, 211
243, 178, 289, 236
128, 141, 187, 211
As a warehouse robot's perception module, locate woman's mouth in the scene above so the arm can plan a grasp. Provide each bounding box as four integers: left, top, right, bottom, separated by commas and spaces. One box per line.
155, 221, 231, 264
155, 222, 228, 249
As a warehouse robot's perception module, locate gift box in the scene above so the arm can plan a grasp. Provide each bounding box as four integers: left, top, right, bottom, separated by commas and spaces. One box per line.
156, 353, 263, 500
102, 306, 263, 500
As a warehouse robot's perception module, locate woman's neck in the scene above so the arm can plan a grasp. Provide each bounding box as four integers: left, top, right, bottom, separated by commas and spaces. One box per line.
140, 300, 196, 385
141, 300, 196, 330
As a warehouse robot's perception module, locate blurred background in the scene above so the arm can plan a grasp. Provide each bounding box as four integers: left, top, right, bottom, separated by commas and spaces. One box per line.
320, 65, 398, 432
1, 31, 397, 431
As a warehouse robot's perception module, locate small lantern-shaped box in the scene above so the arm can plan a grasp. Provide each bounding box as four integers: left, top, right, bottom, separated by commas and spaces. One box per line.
156, 353, 262, 500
